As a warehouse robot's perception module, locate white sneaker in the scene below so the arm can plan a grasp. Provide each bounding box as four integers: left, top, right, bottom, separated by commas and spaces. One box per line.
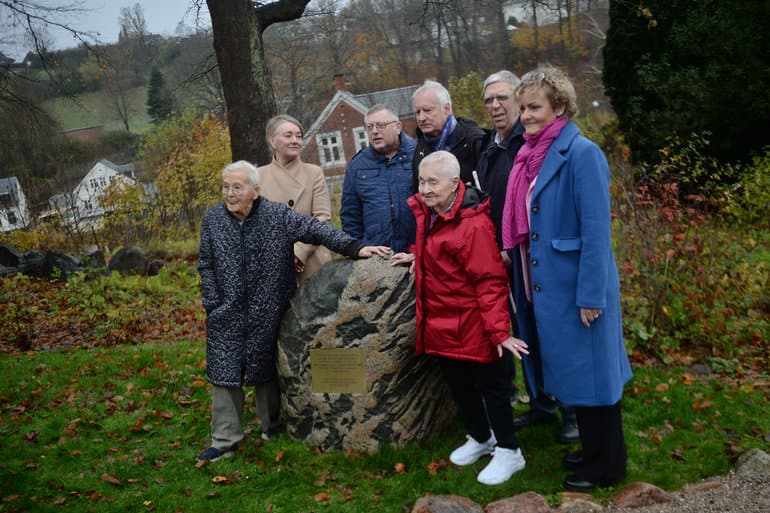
477, 447, 526, 485
449, 433, 497, 466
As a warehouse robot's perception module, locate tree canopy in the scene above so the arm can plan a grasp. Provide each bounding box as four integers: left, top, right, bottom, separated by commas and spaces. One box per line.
603, 0, 770, 165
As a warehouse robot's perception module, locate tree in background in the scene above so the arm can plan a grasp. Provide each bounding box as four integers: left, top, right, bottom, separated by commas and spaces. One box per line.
146, 66, 173, 124
139, 111, 230, 235
603, 0, 770, 166
206, 0, 310, 166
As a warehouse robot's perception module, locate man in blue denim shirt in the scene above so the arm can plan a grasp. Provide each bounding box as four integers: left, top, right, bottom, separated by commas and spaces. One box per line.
341, 104, 417, 252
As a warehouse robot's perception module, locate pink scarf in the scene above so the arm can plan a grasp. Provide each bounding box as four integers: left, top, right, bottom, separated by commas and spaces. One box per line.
501, 117, 569, 249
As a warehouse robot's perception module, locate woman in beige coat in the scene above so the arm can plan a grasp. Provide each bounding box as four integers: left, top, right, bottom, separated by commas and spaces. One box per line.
258, 114, 333, 285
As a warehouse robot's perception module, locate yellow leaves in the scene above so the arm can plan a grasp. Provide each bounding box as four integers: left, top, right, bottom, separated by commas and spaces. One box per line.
636, 7, 658, 29
274, 449, 285, 463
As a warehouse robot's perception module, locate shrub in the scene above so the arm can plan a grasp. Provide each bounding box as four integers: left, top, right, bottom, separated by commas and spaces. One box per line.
612, 135, 768, 363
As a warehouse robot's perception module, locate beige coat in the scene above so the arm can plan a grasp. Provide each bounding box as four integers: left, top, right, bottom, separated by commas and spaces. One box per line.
258, 157, 333, 283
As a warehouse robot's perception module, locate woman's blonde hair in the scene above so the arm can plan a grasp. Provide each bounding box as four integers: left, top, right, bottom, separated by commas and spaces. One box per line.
265, 114, 304, 154
515, 65, 579, 118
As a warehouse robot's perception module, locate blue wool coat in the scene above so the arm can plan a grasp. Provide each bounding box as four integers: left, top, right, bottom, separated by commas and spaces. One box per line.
513, 121, 632, 406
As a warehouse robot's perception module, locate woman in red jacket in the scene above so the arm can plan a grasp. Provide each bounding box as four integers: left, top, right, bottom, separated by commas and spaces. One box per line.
391, 151, 529, 486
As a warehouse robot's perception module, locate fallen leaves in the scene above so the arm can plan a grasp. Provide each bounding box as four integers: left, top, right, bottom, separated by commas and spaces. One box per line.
313, 492, 330, 502
101, 473, 122, 486
426, 459, 449, 476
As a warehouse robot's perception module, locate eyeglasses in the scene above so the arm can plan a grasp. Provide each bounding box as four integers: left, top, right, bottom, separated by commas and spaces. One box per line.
365, 121, 398, 131
483, 94, 511, 106
222, 184, 247, 195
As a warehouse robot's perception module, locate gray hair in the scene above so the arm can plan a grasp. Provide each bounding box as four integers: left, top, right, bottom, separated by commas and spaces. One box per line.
419, 150, 460, 178
222, 160, 260, 186
413, 79, 452, 110
516, 65, 579, 118
265, 114, 303, 153
482, 70, 520, 97
364, 104, 399, 124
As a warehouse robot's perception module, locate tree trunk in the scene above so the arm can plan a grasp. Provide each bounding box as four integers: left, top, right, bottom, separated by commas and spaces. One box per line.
206, 0, 310, 166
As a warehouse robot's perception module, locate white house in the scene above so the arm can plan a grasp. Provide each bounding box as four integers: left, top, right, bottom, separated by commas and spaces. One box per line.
65, 159, 137, 229
0, 177, 30, 232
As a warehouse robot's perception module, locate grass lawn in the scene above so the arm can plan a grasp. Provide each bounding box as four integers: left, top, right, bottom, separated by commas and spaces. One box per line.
43, 87, 152, 133
0, 340, 767, 513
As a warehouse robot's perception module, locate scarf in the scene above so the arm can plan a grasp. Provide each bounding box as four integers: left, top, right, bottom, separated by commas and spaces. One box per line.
422, 115, 457, 152
501, 117, 569, 249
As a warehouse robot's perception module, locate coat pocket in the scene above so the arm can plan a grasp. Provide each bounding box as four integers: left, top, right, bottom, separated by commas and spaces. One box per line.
551, 238, 582, 252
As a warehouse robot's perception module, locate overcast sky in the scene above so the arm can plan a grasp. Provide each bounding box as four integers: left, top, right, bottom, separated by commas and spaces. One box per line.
2, 0, 211, 61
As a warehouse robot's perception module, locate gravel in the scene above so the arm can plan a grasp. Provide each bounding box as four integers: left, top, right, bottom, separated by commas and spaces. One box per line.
604, 473, 770, 513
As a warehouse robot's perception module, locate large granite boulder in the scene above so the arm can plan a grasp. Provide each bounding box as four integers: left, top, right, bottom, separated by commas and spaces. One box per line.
277, 257, 457, 453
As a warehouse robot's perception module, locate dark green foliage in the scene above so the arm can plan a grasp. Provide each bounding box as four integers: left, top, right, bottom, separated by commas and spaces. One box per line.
146, 66, 173, 124
603, 0, 770, 165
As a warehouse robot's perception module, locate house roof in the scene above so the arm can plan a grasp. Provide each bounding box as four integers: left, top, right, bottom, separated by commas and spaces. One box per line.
304, 84, 419, 143
352, 84, 419, 119
0, 177, 21, 196
97, 159, 135, 178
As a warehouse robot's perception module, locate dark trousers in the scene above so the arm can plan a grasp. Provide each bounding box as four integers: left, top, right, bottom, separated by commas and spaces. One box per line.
438, 356, 519, 450
574, 401, 627, 483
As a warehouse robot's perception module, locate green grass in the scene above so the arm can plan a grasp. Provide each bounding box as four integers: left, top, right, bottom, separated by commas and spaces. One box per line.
0, 341, 767, 512
43, 87, 152, 133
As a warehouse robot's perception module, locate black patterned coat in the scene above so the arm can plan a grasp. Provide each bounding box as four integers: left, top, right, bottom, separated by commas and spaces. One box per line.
199, 198, 361, 387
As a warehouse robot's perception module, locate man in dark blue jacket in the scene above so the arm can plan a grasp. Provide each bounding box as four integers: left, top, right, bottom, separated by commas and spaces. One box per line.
341, 105, 416, 252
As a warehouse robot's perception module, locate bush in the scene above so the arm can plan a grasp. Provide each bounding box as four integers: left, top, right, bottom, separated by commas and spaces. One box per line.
611, 135, 768, 364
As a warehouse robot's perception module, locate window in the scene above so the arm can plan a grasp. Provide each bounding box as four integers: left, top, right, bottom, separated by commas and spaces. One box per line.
353, 127, 369, 151
316, 131, 345, 168
90, 178, 99, 190
7, 211, 17, 225
99, 176, 107, 187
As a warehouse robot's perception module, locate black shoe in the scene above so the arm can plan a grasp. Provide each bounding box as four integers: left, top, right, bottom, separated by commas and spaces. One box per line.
563, 451, 583, 470
564, 475, 596, 491
512, 409, 558, 431
558, 420, 580, 444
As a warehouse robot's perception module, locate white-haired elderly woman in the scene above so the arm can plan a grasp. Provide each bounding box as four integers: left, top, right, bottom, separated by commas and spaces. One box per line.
197, 160, 389, 462
392, 151, 529, 486
258, 114, 332, 285
501, 65, 633, 490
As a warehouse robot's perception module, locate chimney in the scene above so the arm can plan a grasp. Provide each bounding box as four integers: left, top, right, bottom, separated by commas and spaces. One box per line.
333, 73, 347, 91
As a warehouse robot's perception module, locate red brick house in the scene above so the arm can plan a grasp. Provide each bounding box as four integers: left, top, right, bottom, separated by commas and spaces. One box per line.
301, 75, 419, 177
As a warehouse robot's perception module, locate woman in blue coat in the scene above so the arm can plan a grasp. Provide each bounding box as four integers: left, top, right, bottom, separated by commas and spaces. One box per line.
501, 65, 633, 490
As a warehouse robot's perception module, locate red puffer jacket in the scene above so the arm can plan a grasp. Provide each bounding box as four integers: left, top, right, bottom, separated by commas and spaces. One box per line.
408, 182, 511, 363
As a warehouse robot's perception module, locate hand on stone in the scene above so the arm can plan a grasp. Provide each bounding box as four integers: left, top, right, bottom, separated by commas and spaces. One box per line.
497, 336, 529, 360
358, 246, 391, 258
390, 252, 416, 274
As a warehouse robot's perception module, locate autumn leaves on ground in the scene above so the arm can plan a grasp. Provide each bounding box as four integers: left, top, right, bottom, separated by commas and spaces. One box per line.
0, 260, 768, 513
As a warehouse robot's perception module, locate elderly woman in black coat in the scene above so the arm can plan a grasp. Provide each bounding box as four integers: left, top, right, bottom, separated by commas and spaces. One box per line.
196, 160, 389, 462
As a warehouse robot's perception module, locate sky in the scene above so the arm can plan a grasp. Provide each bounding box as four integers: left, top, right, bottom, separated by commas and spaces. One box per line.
2, 0, 211, 61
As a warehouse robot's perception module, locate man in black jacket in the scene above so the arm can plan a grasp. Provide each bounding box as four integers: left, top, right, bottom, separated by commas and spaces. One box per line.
411, 80, 485, 192
477, 70, 580, 445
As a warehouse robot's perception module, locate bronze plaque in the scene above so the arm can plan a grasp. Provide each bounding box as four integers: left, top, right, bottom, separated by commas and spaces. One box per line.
310, 348, 367, 394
